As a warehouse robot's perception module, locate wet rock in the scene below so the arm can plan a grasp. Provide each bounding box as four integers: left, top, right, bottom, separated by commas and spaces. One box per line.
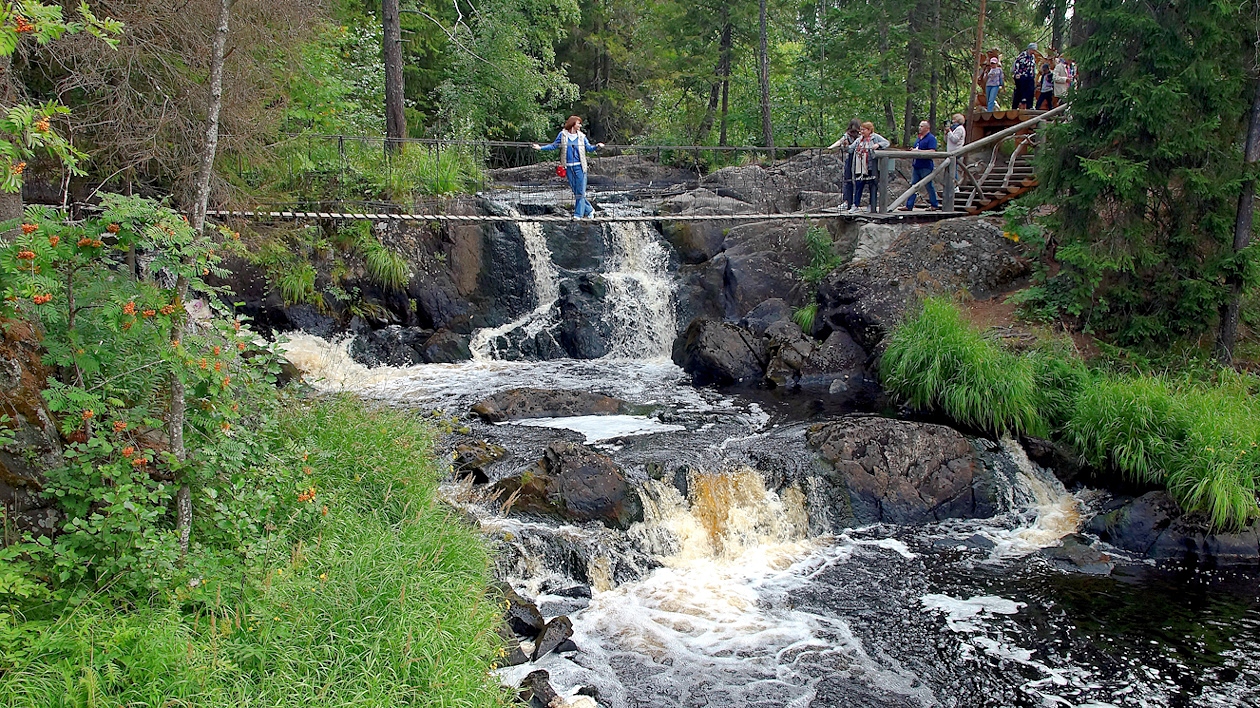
281, 303, 338, 338
1085, 492, 1181, 557
807, 415, 997, 525
1086, 491, 1260, 565
1021, 436, 1086, 487
553, 274, 613, 359
519, 669, 561, 708
471, 388, 628, 422
494, 442, 644, 529
531, 616, 575, 661
553, 638, 579, 654
674, 257, 729, 325
348, 325, 432, 367
0, 319, 63, 536
498, 583, 546, 638
422, 329, 472, 363
671, 317, 766, 386
816, 217, 1029, 351
721, 221, 810, 317
453, 440, 506, 483
414, 282, 473, 333
762, 322, 872, 396
495, 624, 531, 667
740, 298, 795, 337
1041, 534, 1114, 575
660, 187, 760, 217
662, 221, 728, 264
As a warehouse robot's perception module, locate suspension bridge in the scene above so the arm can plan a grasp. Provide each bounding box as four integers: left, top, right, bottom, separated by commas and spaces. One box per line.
207, 105, 1065, 225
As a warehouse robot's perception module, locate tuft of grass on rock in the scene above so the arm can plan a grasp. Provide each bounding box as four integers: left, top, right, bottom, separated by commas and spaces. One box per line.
880, 297, 1048, 438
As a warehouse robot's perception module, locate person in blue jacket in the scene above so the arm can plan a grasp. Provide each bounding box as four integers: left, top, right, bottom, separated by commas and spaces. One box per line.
532, 115, 605, 218
901, 120, 940, 211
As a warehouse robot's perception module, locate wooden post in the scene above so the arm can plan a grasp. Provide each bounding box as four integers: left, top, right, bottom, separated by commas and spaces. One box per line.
877, 156, 891, 213
943, 157, 956, 212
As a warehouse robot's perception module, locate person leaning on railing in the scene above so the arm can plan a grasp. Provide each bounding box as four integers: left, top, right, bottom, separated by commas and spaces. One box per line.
849, 122, 890, 214
900, 120, 940, 211
827, 118, 862, 210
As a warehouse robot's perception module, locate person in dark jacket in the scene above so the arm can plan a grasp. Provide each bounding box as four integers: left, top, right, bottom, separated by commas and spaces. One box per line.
1011, 43, 1038, 110
532, 115, 605, 218
827, 118, 863, 209
901, 121, 939, 211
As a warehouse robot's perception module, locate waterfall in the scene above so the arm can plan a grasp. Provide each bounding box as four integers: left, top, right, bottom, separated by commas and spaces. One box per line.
602, 220, 677, 360
469, 215, 560, 359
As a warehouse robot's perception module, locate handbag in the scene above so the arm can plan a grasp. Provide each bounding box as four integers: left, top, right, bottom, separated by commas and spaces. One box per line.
555, 164, 567, 178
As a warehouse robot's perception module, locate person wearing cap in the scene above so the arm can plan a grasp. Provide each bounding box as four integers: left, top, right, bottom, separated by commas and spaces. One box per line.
1052, 56, 1071, 106
984, 57, 1004, 112
1012, 43, 1038, 110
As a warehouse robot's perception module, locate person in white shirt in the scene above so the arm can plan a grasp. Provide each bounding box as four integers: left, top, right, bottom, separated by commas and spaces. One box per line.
946, 114, 966, 182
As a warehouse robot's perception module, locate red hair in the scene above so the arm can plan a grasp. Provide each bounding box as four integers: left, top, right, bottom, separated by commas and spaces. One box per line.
563, 115, 582, 131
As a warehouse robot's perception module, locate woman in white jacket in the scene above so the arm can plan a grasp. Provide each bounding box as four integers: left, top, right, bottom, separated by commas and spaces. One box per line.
1052, 58, 1071, 107
850, 121, 891, 213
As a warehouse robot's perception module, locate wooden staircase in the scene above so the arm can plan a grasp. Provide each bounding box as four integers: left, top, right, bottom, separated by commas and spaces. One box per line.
958, 151, 1038, 214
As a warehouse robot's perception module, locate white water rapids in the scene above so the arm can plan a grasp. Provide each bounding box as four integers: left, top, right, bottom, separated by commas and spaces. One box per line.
274, 193, 1256, 707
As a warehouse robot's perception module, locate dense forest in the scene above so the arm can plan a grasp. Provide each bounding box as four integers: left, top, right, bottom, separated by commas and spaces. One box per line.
8, 0, 1060, 201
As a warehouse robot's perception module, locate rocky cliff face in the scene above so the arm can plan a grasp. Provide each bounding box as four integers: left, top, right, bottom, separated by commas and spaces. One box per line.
0, 320, 63, 536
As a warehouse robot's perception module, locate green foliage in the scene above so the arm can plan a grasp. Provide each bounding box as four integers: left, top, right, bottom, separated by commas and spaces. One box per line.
798, 224, 843, 285
0, 195, 289, 597
0, 398, 510, 707
0, 2, 119, 194
880, 298, 1048, 437
362, 241, 410, 291
277, 264, 318, 307
792, 302, 818, 333
1031, 0, 1258, 344
435, 0, 580, 139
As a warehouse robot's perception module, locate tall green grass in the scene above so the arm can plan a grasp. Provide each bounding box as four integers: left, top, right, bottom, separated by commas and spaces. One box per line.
881, 297, 1050, 437
0, 397, 510, 707
881, 298, 1260, 531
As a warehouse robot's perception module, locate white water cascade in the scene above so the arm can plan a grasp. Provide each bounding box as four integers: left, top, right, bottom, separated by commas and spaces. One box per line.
602, 218, 677, 359
469, 212, 560, 359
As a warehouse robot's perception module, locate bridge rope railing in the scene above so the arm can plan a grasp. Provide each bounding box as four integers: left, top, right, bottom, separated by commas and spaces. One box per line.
204, 209, 870, 223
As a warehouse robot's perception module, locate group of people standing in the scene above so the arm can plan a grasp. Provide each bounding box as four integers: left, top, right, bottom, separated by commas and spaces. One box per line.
827, 113, 966, 213
983, 43, 1073, 112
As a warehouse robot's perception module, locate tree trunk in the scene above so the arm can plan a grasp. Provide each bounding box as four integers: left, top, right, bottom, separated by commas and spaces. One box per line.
965, 0, 988, 132
719, 75, 730, 147
929, 0, 940, 129
1051, 0, 1065, 51
1215, 76, 1260, 365
697, 24, 732, 142
175, 0, 230, 557
0, 53, 22, 229
383, 0, 406, 153
758, 0, 774, 158
902, 4, 923, 146
879, 12, 896, 138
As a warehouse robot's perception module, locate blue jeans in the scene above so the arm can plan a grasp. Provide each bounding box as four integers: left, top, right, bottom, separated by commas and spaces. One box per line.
906, 164, 939, 209
986, 85, 1000, 112
566, 164, 594, 217
852, 180, 876, 212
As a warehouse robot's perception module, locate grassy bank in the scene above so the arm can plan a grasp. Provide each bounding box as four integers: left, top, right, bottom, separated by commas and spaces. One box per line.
881, 298, 1260, 531
0, 397, 509, 708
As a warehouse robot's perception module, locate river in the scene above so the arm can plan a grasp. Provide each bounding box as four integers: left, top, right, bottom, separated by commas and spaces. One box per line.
278, 192, 1260, 708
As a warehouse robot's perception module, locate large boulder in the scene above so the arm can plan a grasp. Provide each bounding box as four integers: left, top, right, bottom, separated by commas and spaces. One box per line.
422, 329, 472, 363
806, 415, 999, 525
471, 388, 630, 422
348, 325, 433, 367
0, 320, 64, 536
671, 317, 766, 386
764, 324, 874, 396
816, 217, 1029, 351
1086, 491, 1260, 565
493, 442, 644, 529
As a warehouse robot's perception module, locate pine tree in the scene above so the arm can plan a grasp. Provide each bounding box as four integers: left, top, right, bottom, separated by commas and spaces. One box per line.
1033, 0, 1256, 344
